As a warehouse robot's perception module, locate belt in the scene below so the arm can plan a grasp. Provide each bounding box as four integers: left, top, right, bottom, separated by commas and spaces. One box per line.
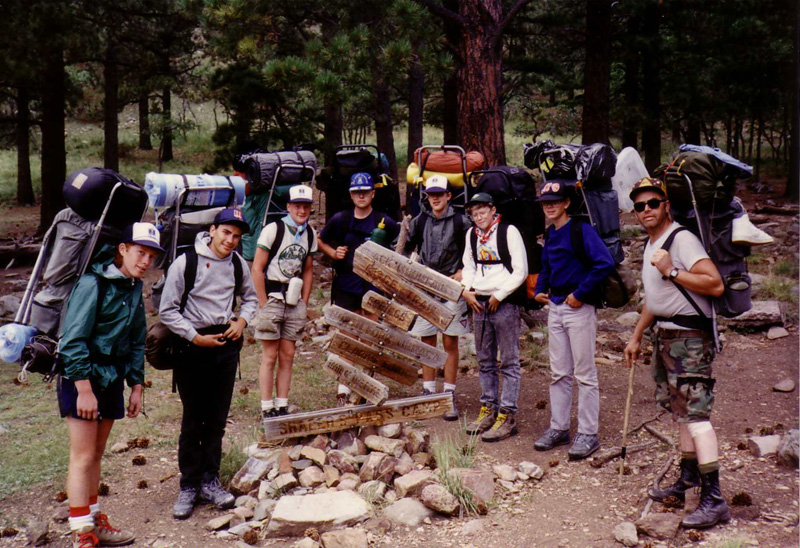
266, 280, 289, 294
657, 328, 710, 340
475, 294, 492, 302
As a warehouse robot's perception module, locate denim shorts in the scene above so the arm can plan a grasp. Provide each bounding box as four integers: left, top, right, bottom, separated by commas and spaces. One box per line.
57, 375, 125, 421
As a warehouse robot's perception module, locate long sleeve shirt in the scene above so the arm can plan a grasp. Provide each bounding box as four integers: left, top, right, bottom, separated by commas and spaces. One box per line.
461, 223, 528, 302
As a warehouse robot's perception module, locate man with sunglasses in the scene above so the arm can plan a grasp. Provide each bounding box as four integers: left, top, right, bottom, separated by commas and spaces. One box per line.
532, 180, 614, 460
624, 177, 729, 530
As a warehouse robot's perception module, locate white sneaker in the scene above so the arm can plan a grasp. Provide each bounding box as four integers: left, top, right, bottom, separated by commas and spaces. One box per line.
732, 213, 774, 246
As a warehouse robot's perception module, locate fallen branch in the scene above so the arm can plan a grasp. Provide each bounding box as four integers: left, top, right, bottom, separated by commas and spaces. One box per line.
627, 411, 667, 436
754, 204, 799, 216
644, 424, 674, 448
590, 442, 657, 468
641, 453, 675, 519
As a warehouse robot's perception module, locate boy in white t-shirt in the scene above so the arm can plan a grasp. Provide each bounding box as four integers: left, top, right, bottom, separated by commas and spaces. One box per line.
251, 185, 317, 419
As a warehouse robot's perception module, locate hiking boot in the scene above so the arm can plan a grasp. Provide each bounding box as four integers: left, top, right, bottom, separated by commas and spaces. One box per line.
465, 406, 497, 436
72, 526, 98, 548
200, 477, 235, 509
481, 412, 518, 442
274, 406, 289, 416
649, 458, 700, 502
422, 388, 434, 396
442, 390, 459, 422
534, 428, 570, 451
567, 433, 600, 460
94, 513, 135, 546
681, 470, 731, 529
173, 486, 198, 520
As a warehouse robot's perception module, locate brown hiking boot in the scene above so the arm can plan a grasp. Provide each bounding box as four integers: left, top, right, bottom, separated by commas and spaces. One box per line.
94, 513, 135, 546
481, 412, 518, 442
72, 526, 99, 548
465, 406, 497, 436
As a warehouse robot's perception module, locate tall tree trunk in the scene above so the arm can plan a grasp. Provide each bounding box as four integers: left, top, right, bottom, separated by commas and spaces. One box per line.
640, 2, 661, 172
457, 0, 505, 165
786, 1, 799, 201
407, 51, 424, 164
754, 116, 762, 182
16, 86, 34, 206
581, 0, 612, 145
323, 102, 343, 165
442, 0, 460, 145
103, 45, 119, 172
621, 14, 640, 150
40, 47, 67, 233
138, 92, 152, 150
372, 65, 398, 184
685, 113, 701, 145
161, 86, 173, 163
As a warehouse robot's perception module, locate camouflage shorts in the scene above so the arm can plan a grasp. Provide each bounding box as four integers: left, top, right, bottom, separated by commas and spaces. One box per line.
652, 329, 716, 423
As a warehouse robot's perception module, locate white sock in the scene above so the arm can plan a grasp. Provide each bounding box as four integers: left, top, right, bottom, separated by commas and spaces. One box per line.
423, 381, 437, 393
337, 384, 351, 395
69, 513, 94, 531
261, 400, 274, 412
275, 398, 288, 408
89, 502, 100, 517
443, 383, 456, 393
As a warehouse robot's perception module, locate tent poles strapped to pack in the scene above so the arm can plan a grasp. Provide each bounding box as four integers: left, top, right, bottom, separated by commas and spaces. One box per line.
261, 163, 317, 228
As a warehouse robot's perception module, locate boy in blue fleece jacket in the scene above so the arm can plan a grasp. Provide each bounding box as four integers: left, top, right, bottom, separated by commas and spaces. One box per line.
532, 180, 614, 460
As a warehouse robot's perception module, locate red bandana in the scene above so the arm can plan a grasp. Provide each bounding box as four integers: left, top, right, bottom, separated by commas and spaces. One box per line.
476, 214, 502, 245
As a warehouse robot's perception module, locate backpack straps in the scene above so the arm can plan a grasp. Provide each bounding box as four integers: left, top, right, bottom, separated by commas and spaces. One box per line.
471, 223, 511, 271
263, 221, 286, 274
453, 213, 466, 267
179, 249, 242, 313
660, 227, 708, 319
569, 218, 591, 270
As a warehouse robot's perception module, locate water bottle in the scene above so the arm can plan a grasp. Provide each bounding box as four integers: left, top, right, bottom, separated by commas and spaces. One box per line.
370, 218, 390, 247
0, 323, 38, 363
285, 277, 303, 306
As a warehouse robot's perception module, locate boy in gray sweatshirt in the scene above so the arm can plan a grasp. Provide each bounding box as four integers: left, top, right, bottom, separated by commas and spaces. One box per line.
159, 208, 258, 520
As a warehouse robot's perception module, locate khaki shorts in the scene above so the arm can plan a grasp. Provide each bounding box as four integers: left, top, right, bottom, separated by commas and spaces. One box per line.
253, 297, 308, 341
409, 297, 469, 337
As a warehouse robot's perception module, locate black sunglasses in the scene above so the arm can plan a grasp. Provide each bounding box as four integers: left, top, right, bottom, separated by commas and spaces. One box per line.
633, 198, 667, 213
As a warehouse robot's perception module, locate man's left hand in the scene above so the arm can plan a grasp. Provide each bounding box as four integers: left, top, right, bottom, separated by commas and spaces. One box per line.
651, 249, 674, 277
223, 318, 247, 340
565, 293, 583, 308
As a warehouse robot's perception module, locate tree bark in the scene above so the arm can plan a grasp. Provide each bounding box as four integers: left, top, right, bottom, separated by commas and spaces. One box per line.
457, 0, 506, 165
640, 1, 661, 173
323, 101, 343, 166
407, 51, 424, 164
40, 47, 67, 233
138, 91, 152, 150
372, 63, 398, 184
785, 2, 799, 201
441, 0, 460, 146
161, 86, 173, 163
581, 0, 612, 145
621, 14, 640, 150
16, 86, 34, 206
103, 44, 119, 172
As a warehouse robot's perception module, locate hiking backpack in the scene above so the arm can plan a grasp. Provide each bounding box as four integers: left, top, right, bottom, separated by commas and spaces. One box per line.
469, 223, 530, 307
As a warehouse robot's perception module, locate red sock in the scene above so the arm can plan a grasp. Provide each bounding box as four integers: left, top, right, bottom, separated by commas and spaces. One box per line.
89, 494, 98, 505
69, 505, 91, 518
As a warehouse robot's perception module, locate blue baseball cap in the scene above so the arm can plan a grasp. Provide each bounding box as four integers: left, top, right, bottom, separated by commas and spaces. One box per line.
349, 172, 374, 192
213, 208, 250, 232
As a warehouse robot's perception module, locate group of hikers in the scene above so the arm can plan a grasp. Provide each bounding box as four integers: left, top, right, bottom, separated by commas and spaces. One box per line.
56, 169, 731, 548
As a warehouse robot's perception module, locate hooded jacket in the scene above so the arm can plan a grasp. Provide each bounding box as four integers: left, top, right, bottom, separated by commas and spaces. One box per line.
405, 204, 470, 276
159, 232, 258, 342
59, 256, 146, 390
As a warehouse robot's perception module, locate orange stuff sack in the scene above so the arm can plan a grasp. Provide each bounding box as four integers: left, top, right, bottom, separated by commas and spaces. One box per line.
414, 149, 486, 174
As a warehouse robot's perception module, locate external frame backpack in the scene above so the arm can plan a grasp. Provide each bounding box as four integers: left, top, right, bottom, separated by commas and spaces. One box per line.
405, 211, 467, 272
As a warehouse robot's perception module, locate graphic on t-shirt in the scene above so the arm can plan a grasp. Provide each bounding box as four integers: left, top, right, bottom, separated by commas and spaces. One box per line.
278, 244, 307, 278
477, 244, 499, 262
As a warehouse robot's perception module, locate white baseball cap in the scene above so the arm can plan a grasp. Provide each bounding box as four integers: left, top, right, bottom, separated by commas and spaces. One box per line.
289, 184, 313, 203
122, 222, 164, 252
424, 175, 448, 193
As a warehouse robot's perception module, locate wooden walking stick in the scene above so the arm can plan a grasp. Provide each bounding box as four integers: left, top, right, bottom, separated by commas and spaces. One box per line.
618, 363, 636, 488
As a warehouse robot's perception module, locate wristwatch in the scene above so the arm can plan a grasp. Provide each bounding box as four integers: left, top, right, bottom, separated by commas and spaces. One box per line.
668, 267, 680, 280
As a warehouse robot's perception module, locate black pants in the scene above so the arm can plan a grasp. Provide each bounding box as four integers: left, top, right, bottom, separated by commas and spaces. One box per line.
174, 335, 239, 489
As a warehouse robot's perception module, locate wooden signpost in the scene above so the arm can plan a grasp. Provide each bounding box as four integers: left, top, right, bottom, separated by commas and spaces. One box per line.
322, 355, 390, 405
361, 291, 418, 332
328, 332, 421, 386
262, 393, 454, 441
355, 241, 463, 302
353, 255, 454, 331
325, 306, 447, 367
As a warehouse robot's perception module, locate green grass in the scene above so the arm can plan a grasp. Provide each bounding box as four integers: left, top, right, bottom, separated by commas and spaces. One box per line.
757, 276, 798, 303
710, 538, 755, 548
430, 430, 481, 516
773, 257, 799, 278
521, 325, 549, 370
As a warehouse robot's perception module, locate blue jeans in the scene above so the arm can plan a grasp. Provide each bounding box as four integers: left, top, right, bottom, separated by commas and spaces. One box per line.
473, 301, 521, 414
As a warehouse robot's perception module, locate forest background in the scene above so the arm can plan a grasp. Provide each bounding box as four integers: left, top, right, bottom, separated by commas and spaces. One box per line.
0, 0, 797, 233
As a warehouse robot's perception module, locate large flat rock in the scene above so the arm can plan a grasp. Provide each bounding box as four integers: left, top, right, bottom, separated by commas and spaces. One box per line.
266, 490, 371, 536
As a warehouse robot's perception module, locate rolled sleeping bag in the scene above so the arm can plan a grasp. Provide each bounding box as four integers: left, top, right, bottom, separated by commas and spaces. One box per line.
406, 163, 469, 188
63, 167, 148, 227
414, 149, 485, 173
245, 150, 318, 194
144, 173, 246, 209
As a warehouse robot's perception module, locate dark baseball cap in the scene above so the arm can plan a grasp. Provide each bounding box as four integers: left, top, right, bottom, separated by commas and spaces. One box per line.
630, 177, 668, 201
465, 192, 494, 208
537, 179, 572, 202
213, 208, 250, 232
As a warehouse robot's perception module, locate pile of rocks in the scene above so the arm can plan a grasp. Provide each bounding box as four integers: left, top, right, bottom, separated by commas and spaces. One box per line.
211, 423, 545, 545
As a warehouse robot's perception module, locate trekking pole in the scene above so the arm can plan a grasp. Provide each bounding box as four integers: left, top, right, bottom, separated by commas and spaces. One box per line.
618, 362, 636, 488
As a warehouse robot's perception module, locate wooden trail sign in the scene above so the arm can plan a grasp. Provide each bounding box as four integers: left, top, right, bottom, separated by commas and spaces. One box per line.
361, 291, 417, 332
325, 306, 446, 367
323, 355, 389, 405
356, 241, 463, 302
262, 393, 453, 441
353, 255, 454, 331
328, 332, 422, 386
